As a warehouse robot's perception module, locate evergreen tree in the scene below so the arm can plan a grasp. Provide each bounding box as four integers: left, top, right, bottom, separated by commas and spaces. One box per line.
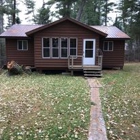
75, 0, 115, 25
34, 1, 51, 24
101, 0, 116, 25
76, 0, 87, 21
24, 0, 35, 22
2, 0, 21, 27
0, 0, 5, 67
117, 0, 140, 61
47, 0, 77, 18
0, 0, 4, 33
80, 0, 101, 25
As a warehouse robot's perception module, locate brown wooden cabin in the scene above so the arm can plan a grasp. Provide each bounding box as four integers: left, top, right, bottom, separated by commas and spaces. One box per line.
0, 17, 130, 76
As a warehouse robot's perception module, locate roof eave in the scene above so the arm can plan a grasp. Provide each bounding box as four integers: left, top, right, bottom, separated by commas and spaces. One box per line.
0, 36, 30, 39
105, 37, 131, 40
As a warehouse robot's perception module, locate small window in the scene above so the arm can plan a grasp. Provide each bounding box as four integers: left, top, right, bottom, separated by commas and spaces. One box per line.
70, 38, 77, 56
17, 40, 28, 50
43, 38, 50, 57
61, 38, 68, 58
103, 41, 113, 51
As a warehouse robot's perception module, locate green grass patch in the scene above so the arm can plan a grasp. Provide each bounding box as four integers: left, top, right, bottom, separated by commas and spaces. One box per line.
100, 63, 140, 140
0, 73, 90, 140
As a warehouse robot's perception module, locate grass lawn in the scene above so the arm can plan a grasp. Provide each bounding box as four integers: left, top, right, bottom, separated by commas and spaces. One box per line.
100, 63, 140, 140
0, 73, 90, 140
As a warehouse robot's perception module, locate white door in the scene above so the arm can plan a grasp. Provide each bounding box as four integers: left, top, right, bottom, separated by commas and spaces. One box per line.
83, 39, 96, 65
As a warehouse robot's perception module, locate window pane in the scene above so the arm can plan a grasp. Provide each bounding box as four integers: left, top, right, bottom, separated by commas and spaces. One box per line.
104, 42, 108, 50
104, 45, 108, 51
70, 49, 76, 55
43, 38, 50, 47
86, 41, 93, 49
70, 39, 76, 48
61, 38, 67, 48
18, 41, 22, 50
109, 42, 113, 50
52, 38, 59, 48
23, 41, 28, 50
85, 50, 93, 58
52, 49, 59, 57
61, 49, 67, 57
109, 46, 112, 50
43, 48, 50, 57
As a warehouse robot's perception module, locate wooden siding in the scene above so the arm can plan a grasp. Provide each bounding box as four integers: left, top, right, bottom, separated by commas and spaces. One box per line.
34, 20, 100, 69
6, 38, 34, 66
99, 40, 125, 68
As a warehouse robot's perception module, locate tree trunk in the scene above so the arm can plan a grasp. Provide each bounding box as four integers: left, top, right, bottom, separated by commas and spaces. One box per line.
76, 0, 87, 21
0, 0, 3, 33
12, 0, 16, 25
105, 0, 108, 26
7, 61, 23, 75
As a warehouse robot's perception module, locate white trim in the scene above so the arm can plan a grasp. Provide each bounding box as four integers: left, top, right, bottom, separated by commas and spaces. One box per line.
17, 40, 28, 51
42, 37, 78, 59
103, 41, 114, 51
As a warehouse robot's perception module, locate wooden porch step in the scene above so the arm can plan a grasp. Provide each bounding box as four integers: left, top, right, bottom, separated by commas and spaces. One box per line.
83, 69, 102, 77
84, 73, 103, 77
83, 70, 102, 73
83, 66, 101, 70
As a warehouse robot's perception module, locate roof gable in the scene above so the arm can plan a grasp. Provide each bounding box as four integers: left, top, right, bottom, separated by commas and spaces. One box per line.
26, 17, 107, 36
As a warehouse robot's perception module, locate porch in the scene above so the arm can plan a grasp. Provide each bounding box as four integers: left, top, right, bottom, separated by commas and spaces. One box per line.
68, 52, 103, 77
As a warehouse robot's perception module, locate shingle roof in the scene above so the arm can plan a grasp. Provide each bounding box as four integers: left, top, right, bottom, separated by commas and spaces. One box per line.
91, 26, 130, 39
0, 25, 42, 37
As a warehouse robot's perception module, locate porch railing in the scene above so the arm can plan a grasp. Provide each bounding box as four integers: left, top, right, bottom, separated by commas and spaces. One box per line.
68, 55, 83, 69
98, 55, 103, 69
68, 49, 103, 69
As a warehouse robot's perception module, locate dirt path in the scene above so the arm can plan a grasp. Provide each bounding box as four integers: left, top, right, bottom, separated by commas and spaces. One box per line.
87, 78, 108, 140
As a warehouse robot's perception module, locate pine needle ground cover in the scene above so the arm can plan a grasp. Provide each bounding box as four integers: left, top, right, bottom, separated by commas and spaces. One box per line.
0, 74, 90, 140
100, 63, 140, 140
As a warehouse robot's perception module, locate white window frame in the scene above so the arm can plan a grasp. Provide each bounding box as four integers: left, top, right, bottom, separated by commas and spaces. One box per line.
42, 37, 78, 59
17, 40, 28, 51
42, 37, 51, 58
69, 38, 77, 57
60, 37, 68, 58
103, 41, 114, 51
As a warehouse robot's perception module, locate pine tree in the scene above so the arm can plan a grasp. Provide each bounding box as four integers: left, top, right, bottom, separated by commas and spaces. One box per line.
0, 0, 4, 33
0, 0, 5, 67
2, 0, 21, 27
47, 0, 77, 18
34, 1, 51, 24
24, 0, 35, 22
101, 0, 116, 25
80, 0, 101, 25
118, 0, 140, 61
